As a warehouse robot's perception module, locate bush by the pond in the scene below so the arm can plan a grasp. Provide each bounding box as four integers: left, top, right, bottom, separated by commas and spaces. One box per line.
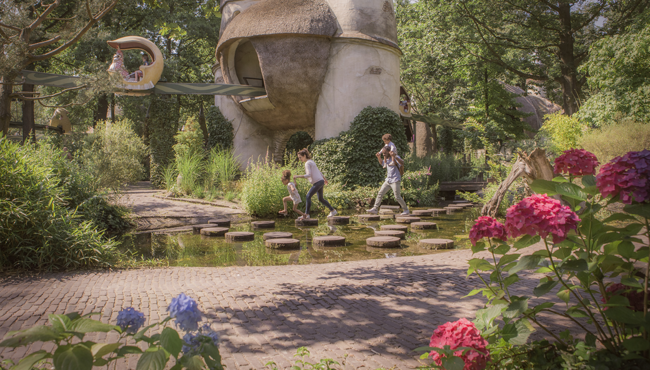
205, 106, 234, 151
0, 138, 120, 271
579, 121, 650, 164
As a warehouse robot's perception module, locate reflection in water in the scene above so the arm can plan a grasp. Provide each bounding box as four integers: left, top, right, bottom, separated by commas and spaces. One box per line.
121, 209, 473, 267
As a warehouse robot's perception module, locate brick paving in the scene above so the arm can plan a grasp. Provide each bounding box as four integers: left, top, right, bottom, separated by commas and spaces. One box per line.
0, 241, 587, 369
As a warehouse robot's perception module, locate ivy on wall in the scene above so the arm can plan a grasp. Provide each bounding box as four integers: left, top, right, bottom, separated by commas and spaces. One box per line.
149, 97, 180, 188
311, 106, 408, 188
205, 106, 234, 151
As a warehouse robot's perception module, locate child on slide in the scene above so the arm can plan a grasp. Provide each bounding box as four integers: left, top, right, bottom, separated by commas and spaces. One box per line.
278, 170, 306, 217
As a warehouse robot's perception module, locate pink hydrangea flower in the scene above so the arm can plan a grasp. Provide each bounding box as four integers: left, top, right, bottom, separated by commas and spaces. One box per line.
601, 283, 648, 312
469, 216, 507, 246
429, 318, 489, 370
554, 149, 599, 176
505, 194, 580, 243
596, 150, 650, 204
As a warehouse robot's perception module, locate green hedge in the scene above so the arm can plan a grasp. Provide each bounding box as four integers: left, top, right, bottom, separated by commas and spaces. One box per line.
205, 106, 234, 151
311, 106, 408, 188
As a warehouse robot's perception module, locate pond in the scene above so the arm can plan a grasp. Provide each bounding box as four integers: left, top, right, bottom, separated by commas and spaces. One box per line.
121, 208, 475, 268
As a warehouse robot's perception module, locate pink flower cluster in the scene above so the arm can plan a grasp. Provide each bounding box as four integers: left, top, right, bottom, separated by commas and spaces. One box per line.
596, 150, 650, 204
601, 283, 648, 312
469, 216, 507, 246
429, 318, 489, 370
505, 194, 580, 243
554, 149, 599, 176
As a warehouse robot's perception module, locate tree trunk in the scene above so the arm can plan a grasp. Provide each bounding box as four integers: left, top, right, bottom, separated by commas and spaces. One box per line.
22, 84, 35, 143
94, 93, 109, 125
430, 123, 438, 152
556, 3, 581, 116
198, 102, 209, 146
0, 77, 15, 137
481, 148, 554, 217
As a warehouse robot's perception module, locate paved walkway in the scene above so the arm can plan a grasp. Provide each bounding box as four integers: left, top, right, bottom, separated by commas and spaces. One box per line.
0, 242, 581, 369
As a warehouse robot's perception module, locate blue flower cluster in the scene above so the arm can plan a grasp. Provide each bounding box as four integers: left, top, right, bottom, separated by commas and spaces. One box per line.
116, 307, 146, 334
167, 293, 202, 331
182, 324, 220, 354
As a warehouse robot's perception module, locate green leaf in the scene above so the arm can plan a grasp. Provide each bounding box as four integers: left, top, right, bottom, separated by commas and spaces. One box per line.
509, 255, 542, 275
136, 347, 169, 370
552, 247, 572, 260
464, 289, 484, 298
53, 344, 93, 370
585, 332, 597, 347
183, 355, 205, 370
557, 289, 570, 303
503, 274, 520, 287
91, 343, 121, 359
49, 315, 72, 332
623, 337, 650, 352
133, 324, 157, 342
440, 356, 465, 370
618, 241, 635, 259
553, 176, 569, 183
504, 298, 528, 319
566, 307, 589, 318
471, 241, 486, 254
160, 327, 183, 358
0, 326, 60, 347
497, 254, 520, 267
502, 320, 532, 345
582, 175, 596, 187
556, 183, 588, 201
534, 279, 559, 297
493, 244, 510, 255
68, 319, 118, 334
624, 204, 650, 218
603, 213, 638, 224
530, 179, 558, 196
11, 350, 51, 370
94, 358, 109, 367
514, 235, 541, 250
621, 277, 643, 289
467, 258, 494, 276
605, 306, 646, 325
560, 259, 588, 272
117, 346, 144, 356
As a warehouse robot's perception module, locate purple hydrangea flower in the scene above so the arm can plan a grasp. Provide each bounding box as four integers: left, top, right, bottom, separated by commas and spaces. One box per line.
167, 293, 202, 331
182, 324, 220, 354
116, 307, 146, 334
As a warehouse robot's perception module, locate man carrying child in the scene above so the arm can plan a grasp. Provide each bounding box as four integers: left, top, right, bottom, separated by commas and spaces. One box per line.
366, 144, 409, 216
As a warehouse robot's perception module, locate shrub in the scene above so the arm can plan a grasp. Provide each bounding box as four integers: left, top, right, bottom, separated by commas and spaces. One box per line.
579, 121, 650, 164
311, 106, 409, 188
205, 147, 239, 190
149, 97, 180, 188
205, 106, 234, 151
175, 116, 205, 158
176, 151, 204, 195
83, 119, 147, 192
538, 112, 588, 154
0, 138, 118, 271
401, 167, 439, 207
284, 131, 313, 157
404, 152, 466, 185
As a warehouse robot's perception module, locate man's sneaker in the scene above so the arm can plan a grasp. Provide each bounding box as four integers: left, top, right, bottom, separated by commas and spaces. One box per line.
328, 209, 338, 217
399, 210, 410, 216
366, 208, 378, 214
298, 214, 310, 220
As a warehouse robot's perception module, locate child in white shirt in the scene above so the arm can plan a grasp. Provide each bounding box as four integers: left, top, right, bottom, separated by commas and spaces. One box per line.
278, 170, 306, 217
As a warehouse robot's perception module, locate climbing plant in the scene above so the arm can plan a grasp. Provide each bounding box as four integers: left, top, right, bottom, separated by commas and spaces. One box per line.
205, 106, 234, 151
149, 97, 180, 188
311, 106, 408, 188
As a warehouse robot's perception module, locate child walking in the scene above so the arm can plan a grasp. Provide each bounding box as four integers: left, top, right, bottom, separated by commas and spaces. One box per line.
293, 148, 337, 219
278, 170, 305, 217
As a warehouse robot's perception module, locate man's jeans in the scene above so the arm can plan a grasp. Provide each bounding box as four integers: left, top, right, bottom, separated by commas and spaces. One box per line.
373, 180, 408, 210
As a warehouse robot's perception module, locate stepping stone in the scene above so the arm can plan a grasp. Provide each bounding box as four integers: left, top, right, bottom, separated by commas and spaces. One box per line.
358, 214, 381, 222
208, 219, 231, 227
192, 224, 216, 234
225, 232, 255, 242
380, 224, 408, 232
444, 207, 457, 214
366, 236, 401, 248
375, 230, 405, 240
295, 218, 319, 226
265, 238, 301, 249
313, 236, 346, 247
251, 221, 275, 229
379, 209, 394, 215
411, 222, 437, 230
411, 210, 433, 217
263, 232, 293, 241
380, 214, 395, 220
395, 216, 421, 224
200, 227, 229, 236
419, 238, 454, 250
428, 208, 446, 215
328, 216, 349, 225
380, 205, 400, 211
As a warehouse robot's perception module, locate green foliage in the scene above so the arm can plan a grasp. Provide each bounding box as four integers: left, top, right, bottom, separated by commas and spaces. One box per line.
175, 151, 204, 196
403, 152, 467, 185
401, 168, 439, 207
174, 116, 205, 158
0, 138, 119, 271
205, 148, 239, 190
538, 113, 588, 155
83, 119, 147, 192
205, 106, 234, 151
266, 347, 340, 370
311, 106, 408, 188
149, 97, 180, 188
580, 121, 650, 164
285, 131, 314, 158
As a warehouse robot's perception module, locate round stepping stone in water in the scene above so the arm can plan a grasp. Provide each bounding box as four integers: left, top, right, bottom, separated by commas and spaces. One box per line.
313, 235, 346, 247
380, 205, 400, 211
295, 218, 319, 226
263, 231, 293, 241
251, 221, 275, 229
411, 210, 433, 217
208, 219, 231, 227
200, 227, 229, 236
192, 224, 216, 234
379, 209, 394, 215
358, 214, 381, 222
366, 236, 401, 248
375, 230, 406, 240
328, 216, 349, 225
380, 214, 395, 220
395, 216, 421, 224
225, 232, 255, 242
419, 238, 454, 250
411, 222, 437, 230
428, 208, 446, 215
444, 207, 458, 214
380, 224, 408, 232
265, 238, 301, 249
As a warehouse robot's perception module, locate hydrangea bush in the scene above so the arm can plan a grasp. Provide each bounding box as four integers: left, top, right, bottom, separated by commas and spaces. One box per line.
421, 149, 650, 369
0, 293, 222, 370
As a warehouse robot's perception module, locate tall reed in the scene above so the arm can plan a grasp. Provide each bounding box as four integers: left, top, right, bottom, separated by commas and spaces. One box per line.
206, 147, 239, 190
175, 151, 203, 195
